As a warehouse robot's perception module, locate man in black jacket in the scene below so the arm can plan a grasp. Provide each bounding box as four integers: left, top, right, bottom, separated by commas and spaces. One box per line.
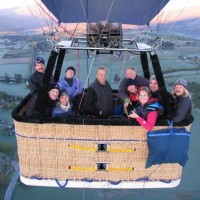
149, 75, 174, 119
28, 57, 55, 94
82, 67, 114, 118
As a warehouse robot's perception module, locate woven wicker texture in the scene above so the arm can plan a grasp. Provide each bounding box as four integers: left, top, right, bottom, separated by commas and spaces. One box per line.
14, 120, 184, 182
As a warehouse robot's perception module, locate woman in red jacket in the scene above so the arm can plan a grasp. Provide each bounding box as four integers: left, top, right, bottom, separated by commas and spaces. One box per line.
128, 86, 160, 131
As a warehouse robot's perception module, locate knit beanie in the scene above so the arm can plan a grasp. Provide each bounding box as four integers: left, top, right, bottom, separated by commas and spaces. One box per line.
174, 79, 188, 89
58, 89, 69, 98
47, 83, 59, 92
34, 57, 45, 66
150, 75, 156, 81
126, 78, 139, 87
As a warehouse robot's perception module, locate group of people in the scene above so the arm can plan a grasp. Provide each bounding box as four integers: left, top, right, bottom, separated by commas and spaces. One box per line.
119, 67, 193, 130
24, 57, 193, 131
25, 57, 83, 118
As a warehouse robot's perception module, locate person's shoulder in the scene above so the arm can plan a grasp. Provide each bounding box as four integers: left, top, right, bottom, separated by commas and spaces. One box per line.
90, 80, 97, 87
105, 80, 111, 86
182, 96, 191, 103
119, 78, 126, 86
52, 103, 62, 112
121, 78, 127, 83
30, 71, 44, 79
74, 77, 82, 82
87, 86, 95, 92
29, 71, 37, 78
58, 77, 65, 83
136, 75, 149, 81
148, 98, 158, 104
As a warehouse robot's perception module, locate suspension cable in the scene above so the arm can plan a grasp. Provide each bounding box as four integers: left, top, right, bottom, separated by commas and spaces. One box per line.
152, 0, 190, 50
35, 0, 73, 36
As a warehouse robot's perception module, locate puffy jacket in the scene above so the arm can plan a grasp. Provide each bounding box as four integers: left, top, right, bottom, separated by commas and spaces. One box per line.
52, 102, 73, 118
135, 98, 159, 120
58, 77, 83, 100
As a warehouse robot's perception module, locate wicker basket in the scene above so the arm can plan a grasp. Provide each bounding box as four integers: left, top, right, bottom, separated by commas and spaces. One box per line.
14, 120, 185, 184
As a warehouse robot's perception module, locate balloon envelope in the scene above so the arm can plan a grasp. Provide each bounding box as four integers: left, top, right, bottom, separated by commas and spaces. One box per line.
41, 0, 170, 25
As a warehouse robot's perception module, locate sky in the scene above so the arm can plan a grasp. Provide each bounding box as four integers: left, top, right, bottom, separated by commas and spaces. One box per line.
0, 0, 200, 10
0, 0, 35, 9
0, 0, 199, 22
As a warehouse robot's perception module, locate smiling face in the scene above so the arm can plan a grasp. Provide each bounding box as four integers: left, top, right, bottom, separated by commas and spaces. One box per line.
150, 79, 159, 92
138, 89, 150, 105
59, 95, 69, 106
127, 85, 137, 93
35, 63, 45, 73
174, 84, 185, 96
126, 69, 136, 79
65, 69, 75, 79
96, 68, 107, 85
48, 89, 59, 100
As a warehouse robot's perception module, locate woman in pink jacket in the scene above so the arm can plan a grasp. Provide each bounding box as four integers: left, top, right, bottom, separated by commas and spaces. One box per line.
128, 86, 160, 131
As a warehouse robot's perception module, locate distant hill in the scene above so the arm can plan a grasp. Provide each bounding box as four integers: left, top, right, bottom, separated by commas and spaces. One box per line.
161, 18, 200, 37
0, 7, 200, 38
0, 8, 45, 32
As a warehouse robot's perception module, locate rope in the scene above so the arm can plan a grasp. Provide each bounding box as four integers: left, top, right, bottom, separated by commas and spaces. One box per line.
55, 179, 68, 188
77, 49, 97, 113
26, 174, 181, 184
152, 0, 190, 50
35, 0, 73, 36
112, 51, 127, 107
16, 133, 147, 142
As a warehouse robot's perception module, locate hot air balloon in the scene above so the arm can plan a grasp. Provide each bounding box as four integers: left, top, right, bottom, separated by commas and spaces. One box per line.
12, 0, 192, 189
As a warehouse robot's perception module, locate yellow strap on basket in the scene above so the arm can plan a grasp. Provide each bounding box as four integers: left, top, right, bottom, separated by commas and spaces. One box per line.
108, 148, 136, 153
68, 145, 136, 153
68, 145, 97, 151
69, 166, 134, 171
70, 166, 96, 171
108, 167, 134, 171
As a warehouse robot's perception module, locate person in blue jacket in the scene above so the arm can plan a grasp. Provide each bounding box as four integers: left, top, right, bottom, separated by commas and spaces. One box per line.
57, 66, 83, 102
52, 89, 73, 118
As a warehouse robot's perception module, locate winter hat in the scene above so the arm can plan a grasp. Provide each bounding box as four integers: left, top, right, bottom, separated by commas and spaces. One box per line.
150, 75, 156, 81
126, 78, 139, 87
47, 83, 59, 92
59, 89, 69, 98
65, 66, 76, 75
174, 79, 188, 89
34, 57, 45, 66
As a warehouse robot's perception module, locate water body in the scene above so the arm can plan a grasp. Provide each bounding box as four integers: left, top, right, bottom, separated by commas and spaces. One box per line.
10, 109, 200, 200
